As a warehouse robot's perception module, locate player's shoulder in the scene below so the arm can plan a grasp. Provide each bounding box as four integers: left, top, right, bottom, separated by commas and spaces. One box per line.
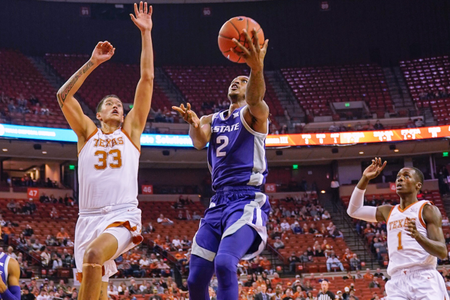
200, 113, 215, 124
7, 256, 20, 272
421, 201, 441, 219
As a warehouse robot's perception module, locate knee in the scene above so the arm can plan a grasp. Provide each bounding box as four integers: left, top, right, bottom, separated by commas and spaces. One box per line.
214, 253, 236, 276
83, 247, 104, 264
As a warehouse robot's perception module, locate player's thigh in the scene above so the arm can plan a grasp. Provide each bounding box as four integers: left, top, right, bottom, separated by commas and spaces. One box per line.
99, 282, 108, 300
385, 277, 408, 300
413, 270, 449, 300
191, 222, 221, 262
84, 232, 119, 264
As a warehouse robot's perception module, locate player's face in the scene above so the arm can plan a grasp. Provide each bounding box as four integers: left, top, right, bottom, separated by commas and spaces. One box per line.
228, 76, 249, 100
396, 168, 421, 194
97, 97, 124, 123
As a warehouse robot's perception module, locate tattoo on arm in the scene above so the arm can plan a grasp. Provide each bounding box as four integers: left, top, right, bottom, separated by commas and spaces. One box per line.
58, 60, 94, 108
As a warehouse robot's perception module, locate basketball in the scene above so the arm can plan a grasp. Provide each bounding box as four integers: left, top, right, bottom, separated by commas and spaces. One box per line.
218, 16, 265, 63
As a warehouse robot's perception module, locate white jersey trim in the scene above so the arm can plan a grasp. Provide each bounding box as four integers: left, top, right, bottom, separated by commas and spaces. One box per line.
239, 106, 268, 137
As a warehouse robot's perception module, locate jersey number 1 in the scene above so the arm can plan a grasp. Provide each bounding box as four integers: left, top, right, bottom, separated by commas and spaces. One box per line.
216, 136, 229, 157
397, 231, 403, 250
94, 149, 122, 169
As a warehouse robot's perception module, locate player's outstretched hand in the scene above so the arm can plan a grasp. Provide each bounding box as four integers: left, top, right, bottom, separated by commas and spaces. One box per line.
91, 41, 115, 65
231, 28, 269, 72
172, 103, 200, 128
405, 218, 420, 239
130, 1, 153, 32
362, 157, 387, 180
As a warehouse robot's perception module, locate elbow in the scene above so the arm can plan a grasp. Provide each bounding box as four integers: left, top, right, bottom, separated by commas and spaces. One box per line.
439, 248, 448, 260
141, 74, 155, 82
193, 142, 206, 150
346, 207, 353, 217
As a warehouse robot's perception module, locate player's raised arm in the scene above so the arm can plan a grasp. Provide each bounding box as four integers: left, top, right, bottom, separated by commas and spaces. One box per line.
0, 257, 21, 300
405, 205, 447, 259
172, 103, 212, 150
123, 1, 154, 144
232, 29, 270, 123
56, 41, 114, 139
347, 157, 393, 223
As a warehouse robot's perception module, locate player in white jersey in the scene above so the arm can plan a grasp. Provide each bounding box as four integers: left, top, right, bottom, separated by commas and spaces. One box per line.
347, 157, 448, 300
56, 2, 154, 300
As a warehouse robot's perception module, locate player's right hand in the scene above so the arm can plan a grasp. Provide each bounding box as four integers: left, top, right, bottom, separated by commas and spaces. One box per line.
172, 103, 200, 128
363, 157, 387, 180
90, 41, 115, 65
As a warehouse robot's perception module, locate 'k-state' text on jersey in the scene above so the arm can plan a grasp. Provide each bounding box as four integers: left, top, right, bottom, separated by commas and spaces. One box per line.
207, 106, 268, 190
386, 200, 436, 276
78, 128, 140, 210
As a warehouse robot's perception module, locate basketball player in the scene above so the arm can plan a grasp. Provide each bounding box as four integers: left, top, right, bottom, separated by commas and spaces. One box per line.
173, 29, 269, 300
56, 2, 153, 300
0, 227, 21, 300
347, 157, 448, 299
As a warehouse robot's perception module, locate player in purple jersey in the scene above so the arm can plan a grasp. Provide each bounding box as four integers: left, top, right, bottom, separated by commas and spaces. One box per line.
173, 30, 269, 300
0, 227, 21, 300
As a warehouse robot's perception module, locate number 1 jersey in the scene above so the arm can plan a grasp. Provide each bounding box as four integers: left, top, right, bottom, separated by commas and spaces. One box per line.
78, 128, 140, 210
207, 106, 268, 191
386, 200, 437, 276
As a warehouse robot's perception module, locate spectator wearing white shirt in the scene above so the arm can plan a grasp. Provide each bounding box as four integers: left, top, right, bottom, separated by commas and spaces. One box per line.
322, 211, 331, 220
139, 255, 150, 269
40, 247, 51, 267
280, 219, 290, 231
107, 282, 118, 297
52, 254, 63, 270
36, 290, 48, 300
157, 214, 173, 225
172, 236, 182, 250
326, 254, 345, 272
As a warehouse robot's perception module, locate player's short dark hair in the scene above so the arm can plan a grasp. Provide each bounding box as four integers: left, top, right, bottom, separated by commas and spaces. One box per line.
96, 94, 121, 113
411, 167, 424, 185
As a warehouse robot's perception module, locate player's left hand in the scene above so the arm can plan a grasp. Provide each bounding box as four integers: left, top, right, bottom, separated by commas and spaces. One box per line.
130, 1, 153, 32
405, 218, 420, 239
231, 29, 269, 72
0, 274, 6, 293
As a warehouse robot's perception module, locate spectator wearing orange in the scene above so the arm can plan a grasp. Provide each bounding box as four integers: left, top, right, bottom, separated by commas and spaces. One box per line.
272, 272, 282, 286
56, 227, 70, 245
259, 256, 272, 272
363, 268, 374, 281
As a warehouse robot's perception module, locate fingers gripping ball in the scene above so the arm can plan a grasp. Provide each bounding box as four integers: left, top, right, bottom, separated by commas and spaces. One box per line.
218, 16, 264, 63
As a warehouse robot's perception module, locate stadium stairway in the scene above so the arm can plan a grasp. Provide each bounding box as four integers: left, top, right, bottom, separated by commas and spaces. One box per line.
318, 194, 379, 269
155, 67, 185, 107
264, 70, 305, 126
28, 56, 97, 121
383, 66, 415, 112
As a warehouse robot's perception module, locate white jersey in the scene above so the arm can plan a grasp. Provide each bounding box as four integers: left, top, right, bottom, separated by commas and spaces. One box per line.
386, 200, 436, 276
78, 128, 140, 210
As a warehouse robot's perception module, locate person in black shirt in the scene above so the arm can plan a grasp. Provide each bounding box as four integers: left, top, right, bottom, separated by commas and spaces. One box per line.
288, 252, 300, 273
317, 281, 335, 300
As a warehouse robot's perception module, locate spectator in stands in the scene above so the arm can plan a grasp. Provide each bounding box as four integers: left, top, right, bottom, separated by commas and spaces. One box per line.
50, 207, 59, 219
313, 241, 324, 256
326, 254, 345, 272
329, 122, 339, 132
192, 211, 201, 220
157, 214, 173, 225
322, 210, 331, 220
349, 254, 361, 271
309, 223, 319, 235
292, 221, 303, 234
414, 118, 424, 127
363, 121, 374, 131
185, 210, 192, 220
317, 280, 335, 300
45, 235, 58, 246
343, 271, 354, 281
56, 228, 70, 246
302, 223, 309, 234
300, 251, 313, 263
373, 268, 386, 281
273, 237, 285, 249
363, 268, 374, 280
51, 253, 63, 270
280, 219, 290, 231
288, 252, 300, 273
373, 120, 384, 130
142, 222, 155, 234
369, 277, 381, 289
40, 247, 51, 267
354, 122, 363, 131
7, 199, 18, 213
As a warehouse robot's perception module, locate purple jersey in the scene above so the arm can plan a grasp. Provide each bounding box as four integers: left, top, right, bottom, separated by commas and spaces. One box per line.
0, 252, 10, 293
207, 106, 268, 190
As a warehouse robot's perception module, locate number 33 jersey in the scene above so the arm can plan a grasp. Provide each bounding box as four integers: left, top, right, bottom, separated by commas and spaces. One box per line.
386, 200, 437, 276
207, 106, 268, 191
78, 128, 140, 210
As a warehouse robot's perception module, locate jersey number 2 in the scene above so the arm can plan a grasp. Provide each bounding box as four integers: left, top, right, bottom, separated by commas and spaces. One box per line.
216, 136, 229, 157
94, 149, 122, 169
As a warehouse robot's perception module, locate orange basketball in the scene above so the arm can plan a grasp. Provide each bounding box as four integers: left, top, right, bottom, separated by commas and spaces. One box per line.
218, 16, 265, 63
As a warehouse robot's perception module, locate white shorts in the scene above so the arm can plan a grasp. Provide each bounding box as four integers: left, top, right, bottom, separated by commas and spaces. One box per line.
386, 267, 448, 300
74, 204, 142, 282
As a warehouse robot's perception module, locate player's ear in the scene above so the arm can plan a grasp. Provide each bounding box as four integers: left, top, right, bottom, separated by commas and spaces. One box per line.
96, 112, 102, 121
416, 181, 422, 192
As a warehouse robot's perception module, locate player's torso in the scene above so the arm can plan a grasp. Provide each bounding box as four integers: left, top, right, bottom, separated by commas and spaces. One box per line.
78, 128, 140, 210
0, 252, 10, 287
207, 106, 267, 190
386, 200, 436, 275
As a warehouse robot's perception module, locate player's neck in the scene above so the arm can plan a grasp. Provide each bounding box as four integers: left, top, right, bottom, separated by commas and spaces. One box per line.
228, 100, 246, 115
100, 122, 121, 134
399, 193, 418, 210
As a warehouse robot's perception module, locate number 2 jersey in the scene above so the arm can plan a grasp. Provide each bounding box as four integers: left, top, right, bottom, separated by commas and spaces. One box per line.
386, 200, 437, 276
207, 106, 268, 191
78, 128, 140, 210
